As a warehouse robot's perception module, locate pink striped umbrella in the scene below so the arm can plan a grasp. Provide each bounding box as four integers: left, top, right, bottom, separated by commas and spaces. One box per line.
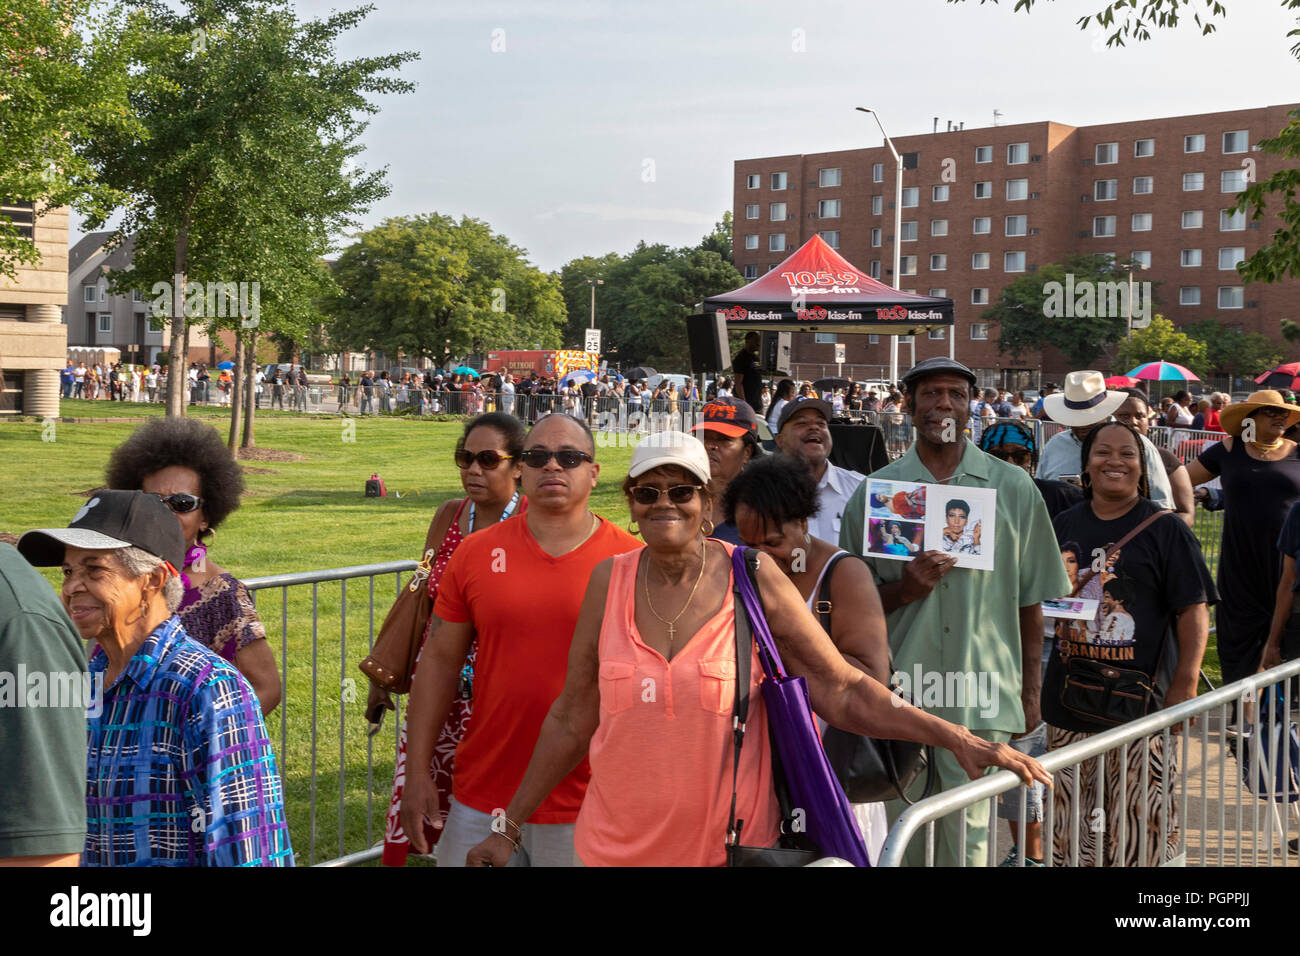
1126, 361, 1200, 382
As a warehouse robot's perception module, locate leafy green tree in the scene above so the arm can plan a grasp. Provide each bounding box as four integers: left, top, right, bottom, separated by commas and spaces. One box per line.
558, 253, 621, 349
0, 0, 138, 278
1114, 315, 1209, 377
985, 254, 1145, 367
1184, 320, 1284, 379
699, 211, 734, 267
80, 0, 416, 417
326, 214, 566, 366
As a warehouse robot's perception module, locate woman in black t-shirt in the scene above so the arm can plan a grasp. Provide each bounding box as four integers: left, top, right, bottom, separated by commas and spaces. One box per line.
1043, 421, 1215, 867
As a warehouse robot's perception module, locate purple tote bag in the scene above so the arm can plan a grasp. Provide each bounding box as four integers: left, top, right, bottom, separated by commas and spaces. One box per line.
732, 547, 872, 867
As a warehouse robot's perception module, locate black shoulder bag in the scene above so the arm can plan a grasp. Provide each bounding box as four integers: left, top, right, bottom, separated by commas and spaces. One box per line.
815, 552, 938, 804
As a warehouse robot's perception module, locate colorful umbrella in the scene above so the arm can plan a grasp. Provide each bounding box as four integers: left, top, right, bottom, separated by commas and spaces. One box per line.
1256, 362, 1300, 390
1126, 361, 1200, 382
562, 369, 596, 386
1105, 375, 1139, 388
451, 366, 479, 378
216, 361, 235, 370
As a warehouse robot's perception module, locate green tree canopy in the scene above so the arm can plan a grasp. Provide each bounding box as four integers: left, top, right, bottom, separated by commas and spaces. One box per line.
558, 252, 621, 349
1113, 315, 1209, 377
326, 214, 566, 365
1184, 320, 1284, 379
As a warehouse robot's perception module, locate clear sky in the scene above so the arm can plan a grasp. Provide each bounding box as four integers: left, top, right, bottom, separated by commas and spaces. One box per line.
71, 0, 1300, 273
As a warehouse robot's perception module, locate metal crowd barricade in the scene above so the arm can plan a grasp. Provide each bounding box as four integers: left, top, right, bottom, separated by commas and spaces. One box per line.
878, 658, 1300, 867
1148, 425, 1226, 464
243, 560, 418, 868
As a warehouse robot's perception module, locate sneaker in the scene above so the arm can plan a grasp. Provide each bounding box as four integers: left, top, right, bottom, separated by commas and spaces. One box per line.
998, 845, 1045, 867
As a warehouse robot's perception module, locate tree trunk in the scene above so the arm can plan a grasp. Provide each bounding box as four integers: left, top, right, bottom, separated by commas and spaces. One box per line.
228, 333, 244, 450
165, 229, 190, 417
241, 328, 257, 448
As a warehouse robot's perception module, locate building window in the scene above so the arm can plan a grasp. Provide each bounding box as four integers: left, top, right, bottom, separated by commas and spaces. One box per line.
970, 322, 989, 340
745, 204, 759, 219
770, 172, 787, 190
818, 199, 841, 218
975, 145, 992, 164
929, 288, 947, 297
973, 216, 991, 235
1218, 286, 1244, 308
929, 328, 946, 340
1131, 213, 1152, 232
1007, 142, 1029, 165
930, 254, 947, 271
769, 202, 787, 221
1133, 175, 1154, 195
1095, 179, 1118, 201
1221, 169, 1247, 192
1182, 210, 1203, 229
972, 252, 990, 270
1004, 251, 1026, 272
901, 187, 919, 207
132, 289, 143, 303
869, 260, 881, 279
897, 334, 914, 344
98, 313, 112, 333
1219, 246, 1245, 270
818, 230, 840, 248
900, 221, 918, 242
1096, 142, 1118, 164
1134, 138, 1155, 158
974, 181, 992, 199
767, 264, 777, 272
743, 264, 758, 279
1006, 178, 1029, 201
931, 218, 948, 237
744, 234, 758, 250
900, 255, 917, 276
814, 332, 838, 344
818, 167, 841, 188
1220, 207, 1246, 231
1181, 249, 1202, 267
872, 162, 884, 183
1182, 172, 1204, 191
1180, 286, 1201, 305
870, 227, 882, 248
1005, 214, 1027, 236
1223, 130, 1249, 154
746, 174, 760, 189
1185, 133, 1205, 153
83, 286, 96, 303
871, 195, 883, 215
1130, 250, 1151, 268
769, 234, 786, 252
971, 288, 989, 305
932, 184, 949, 202
868, 334, 880, 344
1093, 215, 1117, 238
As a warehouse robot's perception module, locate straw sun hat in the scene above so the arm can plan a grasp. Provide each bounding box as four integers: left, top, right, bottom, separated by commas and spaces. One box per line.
1219, 390, 1300, 438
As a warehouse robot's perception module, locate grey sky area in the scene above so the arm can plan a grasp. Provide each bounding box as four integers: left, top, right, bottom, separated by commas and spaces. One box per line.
71, 0, 1300, 272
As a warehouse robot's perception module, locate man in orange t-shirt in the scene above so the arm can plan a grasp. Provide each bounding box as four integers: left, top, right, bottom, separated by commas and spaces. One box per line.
401, 413, 641, 866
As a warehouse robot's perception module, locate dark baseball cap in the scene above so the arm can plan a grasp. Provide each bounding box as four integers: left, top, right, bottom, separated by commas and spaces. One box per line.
900, 357, 977, 391
691, 397, 759, 439
777, 395, 834, 432
18, 489, 186, 572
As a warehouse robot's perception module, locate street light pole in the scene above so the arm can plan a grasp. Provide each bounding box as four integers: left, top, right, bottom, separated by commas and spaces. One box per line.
858, 107, 902, 388
586, 278, 604, 330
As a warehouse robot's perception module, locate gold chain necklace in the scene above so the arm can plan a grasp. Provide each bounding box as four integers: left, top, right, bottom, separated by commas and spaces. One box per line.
643, 539, 707, 644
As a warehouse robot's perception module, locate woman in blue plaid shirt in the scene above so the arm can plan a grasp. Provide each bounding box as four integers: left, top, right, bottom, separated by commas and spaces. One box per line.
19, 491, 293, 867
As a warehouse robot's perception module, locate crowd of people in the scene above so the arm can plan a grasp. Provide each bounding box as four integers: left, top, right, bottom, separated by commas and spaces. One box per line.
7, 356, 1297, 868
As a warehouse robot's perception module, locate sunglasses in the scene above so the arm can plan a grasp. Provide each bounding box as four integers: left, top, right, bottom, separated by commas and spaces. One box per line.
629, 484, 701, 506
454, 449, 514, 470
519, 448, 594, 469
154, 493, 203, 514
987, 447, 1032, 465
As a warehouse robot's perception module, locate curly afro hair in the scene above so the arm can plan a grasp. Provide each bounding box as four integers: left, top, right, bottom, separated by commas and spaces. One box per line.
722, 454, 820, 527
105, 417, 246, 538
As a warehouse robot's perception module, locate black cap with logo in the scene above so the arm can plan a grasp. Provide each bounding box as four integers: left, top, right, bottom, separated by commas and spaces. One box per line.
18, 490, 186, 572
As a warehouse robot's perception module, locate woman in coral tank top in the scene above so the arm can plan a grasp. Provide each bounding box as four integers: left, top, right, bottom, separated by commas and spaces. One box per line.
466, 432, 1051, 867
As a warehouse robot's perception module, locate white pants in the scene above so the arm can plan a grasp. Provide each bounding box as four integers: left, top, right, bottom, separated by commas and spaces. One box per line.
436, 796, 576, 868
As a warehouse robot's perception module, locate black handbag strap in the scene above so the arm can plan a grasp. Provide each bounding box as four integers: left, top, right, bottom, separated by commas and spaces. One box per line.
816, 551, 938, 804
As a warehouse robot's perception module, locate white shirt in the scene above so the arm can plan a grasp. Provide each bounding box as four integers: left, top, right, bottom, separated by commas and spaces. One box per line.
808, 461, 866, 545
767, 398, 788, 431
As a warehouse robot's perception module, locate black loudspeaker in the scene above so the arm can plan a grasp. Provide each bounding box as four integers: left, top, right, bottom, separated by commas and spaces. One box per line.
686, 313, 729, 373
760, 331, 792, 376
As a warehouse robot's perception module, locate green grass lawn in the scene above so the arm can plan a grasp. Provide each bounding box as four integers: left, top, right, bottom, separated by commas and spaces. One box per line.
0, 399, 1227, 863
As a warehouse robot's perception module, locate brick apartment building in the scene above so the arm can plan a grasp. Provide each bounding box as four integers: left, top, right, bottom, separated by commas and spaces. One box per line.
732, 103, 1300, 390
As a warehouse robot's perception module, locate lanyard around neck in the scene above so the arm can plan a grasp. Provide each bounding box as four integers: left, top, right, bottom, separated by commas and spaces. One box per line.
469, 490, 520, 533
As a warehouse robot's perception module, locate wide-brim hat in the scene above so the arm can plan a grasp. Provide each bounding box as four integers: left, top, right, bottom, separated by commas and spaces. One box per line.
1042, 370, 1126, 427
1220, 390, 1300, 438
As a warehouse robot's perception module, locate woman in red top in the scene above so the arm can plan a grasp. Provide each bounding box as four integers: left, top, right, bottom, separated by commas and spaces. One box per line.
378, 412, 526, 865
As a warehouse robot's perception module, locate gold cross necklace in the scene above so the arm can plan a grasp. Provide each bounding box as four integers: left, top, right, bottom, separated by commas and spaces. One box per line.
643, 539, 708, 644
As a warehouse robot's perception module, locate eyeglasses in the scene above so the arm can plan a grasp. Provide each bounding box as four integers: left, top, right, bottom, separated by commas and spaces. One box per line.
454, 449, 514, 470
154, 493, 203, 514
629, 484, 701, 506
519, 448, 594, 469
986, 447, 1032, 466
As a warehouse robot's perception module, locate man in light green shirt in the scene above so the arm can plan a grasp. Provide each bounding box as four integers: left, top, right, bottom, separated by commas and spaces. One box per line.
841, 357, 1070, 866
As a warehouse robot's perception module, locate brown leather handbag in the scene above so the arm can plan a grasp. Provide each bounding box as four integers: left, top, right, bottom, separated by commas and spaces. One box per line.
359, 509, 449, 721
